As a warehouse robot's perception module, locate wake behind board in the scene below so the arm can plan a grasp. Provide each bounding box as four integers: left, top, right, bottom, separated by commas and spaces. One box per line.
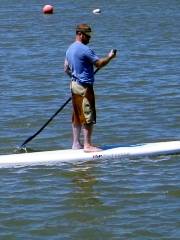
0, 140, 180, 168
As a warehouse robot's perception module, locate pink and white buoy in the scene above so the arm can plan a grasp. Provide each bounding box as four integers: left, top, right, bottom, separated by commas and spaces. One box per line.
42, 5, 54, 14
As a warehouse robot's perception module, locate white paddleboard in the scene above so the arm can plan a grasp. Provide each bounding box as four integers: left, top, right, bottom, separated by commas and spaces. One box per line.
0, 141, 180, 168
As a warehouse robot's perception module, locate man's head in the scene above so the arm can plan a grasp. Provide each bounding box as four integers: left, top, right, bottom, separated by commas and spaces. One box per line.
76, 24, 92, 44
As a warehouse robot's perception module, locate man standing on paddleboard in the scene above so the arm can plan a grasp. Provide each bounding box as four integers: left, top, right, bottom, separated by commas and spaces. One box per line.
64, 24, 116, 152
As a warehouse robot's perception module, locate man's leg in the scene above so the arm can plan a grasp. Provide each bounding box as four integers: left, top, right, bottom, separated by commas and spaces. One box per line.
83, 124, 101, 152
72, 124, 83, 149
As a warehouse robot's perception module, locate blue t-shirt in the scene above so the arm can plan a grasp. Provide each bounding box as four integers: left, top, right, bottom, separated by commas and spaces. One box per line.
65, 41, 99, 84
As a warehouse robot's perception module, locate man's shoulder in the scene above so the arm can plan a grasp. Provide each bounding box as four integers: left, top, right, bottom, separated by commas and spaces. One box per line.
68, 42, 90, 53
73, 41, 89, 50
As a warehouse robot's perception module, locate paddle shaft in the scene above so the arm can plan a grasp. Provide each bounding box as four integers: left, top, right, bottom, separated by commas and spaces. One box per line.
20, 97, 72, 148
20, 68, 100, 148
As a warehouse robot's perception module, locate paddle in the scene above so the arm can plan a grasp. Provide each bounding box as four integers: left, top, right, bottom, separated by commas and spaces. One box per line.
20, 97, 72, 148
19, 68, 100, 149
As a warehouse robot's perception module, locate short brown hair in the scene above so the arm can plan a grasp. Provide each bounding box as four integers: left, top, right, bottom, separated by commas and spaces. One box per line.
76, 24, 92, 35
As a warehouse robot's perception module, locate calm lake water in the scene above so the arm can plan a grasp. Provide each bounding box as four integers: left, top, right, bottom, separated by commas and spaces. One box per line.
0, 0, 180, 239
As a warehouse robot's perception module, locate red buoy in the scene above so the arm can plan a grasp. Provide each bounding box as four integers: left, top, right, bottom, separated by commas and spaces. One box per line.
43, 5, 54, 14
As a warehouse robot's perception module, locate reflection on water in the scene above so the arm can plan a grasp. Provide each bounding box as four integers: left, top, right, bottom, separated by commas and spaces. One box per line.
58, 161, 117, 238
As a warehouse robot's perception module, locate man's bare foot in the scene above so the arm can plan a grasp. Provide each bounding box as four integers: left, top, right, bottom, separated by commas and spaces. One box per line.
72, 143, 83, 150
84, 145, 102, 153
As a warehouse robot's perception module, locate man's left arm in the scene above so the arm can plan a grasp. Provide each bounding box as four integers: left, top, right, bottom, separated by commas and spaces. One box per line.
64, 59, 72, 77
94, 49, 116, 69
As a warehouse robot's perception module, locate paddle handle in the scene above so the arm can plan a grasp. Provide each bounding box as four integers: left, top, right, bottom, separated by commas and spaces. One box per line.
113, 49, 117, 55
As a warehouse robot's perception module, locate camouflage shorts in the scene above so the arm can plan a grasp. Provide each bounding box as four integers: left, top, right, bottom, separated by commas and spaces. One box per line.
71, 81, 96, 125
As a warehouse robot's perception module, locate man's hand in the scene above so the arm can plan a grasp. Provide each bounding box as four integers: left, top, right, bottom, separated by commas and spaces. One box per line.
108, 49, 117, 59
